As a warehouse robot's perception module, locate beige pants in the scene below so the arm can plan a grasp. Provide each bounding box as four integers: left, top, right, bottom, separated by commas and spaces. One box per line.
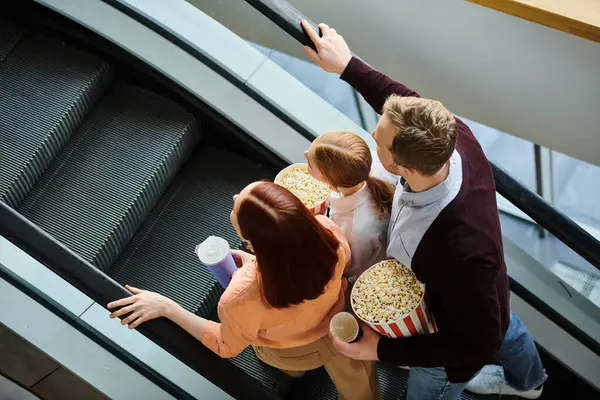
254, 335, 381, 400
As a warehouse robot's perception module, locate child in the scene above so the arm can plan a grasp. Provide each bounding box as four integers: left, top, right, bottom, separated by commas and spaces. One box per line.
304, 131, 395, 281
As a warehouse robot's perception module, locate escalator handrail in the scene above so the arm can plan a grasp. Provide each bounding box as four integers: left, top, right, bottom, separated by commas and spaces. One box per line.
0, 202, 281, 400
492, 163, 600, 269
0, 262, 197, 400
244, 0, 600, 272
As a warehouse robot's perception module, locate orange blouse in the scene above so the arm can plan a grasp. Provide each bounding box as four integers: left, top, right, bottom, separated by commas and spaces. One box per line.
201, 215, 351, 358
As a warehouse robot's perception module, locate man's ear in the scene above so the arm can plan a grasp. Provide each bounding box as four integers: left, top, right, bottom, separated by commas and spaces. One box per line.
393, 164, 407, 177
397, 165, 416, 178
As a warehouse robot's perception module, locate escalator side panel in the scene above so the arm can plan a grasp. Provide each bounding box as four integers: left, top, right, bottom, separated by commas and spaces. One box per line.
0, 34, 113, 208
0, 19, 24, 63
18, 83, 200, 272
109, 147, 273, 317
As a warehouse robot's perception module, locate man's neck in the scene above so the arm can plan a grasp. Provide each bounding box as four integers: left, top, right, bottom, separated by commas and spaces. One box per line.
405, 162, 450, 193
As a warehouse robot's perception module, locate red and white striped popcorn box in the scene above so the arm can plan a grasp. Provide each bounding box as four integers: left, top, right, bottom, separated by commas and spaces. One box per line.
351, 263, 438, 339
274, 163, 330, 216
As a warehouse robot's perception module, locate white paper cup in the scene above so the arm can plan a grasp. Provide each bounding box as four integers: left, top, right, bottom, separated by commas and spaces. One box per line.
330, 312, 362, 343
274, 163, 330, 215
351, 260, 438, 339
195, 236, 237, 288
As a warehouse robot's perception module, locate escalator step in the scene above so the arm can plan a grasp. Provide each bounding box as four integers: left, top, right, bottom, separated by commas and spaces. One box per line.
18, 83, 199, 272
0, 34, 112, 208
287, 367, 337, 399
289, 364, 519, 399
109, 147, 273, 317
0, 19, 24, 63
229, 347, 294, 397
287, 363, 406, 400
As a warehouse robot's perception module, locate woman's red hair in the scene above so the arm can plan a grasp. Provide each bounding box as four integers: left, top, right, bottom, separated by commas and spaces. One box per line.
237, 182, 340, 308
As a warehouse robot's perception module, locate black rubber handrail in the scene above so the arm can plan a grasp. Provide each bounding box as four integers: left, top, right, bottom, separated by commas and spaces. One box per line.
0, 263, 197, 400
244, 0, 600, 272
492, 164, 600, 269
0, 202, 280, 400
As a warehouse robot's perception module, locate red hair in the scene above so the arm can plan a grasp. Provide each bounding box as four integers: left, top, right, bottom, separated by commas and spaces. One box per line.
237, 182, 340, 308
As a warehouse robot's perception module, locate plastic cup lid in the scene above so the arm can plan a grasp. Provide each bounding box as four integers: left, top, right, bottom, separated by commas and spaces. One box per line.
195, 236, 230, 265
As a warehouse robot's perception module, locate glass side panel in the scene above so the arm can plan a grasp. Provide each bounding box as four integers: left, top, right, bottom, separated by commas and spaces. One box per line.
466, 118, 536, 191
186, 0, 369, 129
552, 151, 600, 235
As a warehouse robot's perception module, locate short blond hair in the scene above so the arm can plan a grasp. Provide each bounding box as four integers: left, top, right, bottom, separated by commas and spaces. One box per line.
382, 95, 457, 176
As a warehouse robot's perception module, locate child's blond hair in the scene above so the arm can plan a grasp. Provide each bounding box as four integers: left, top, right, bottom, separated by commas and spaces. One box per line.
312, 131, 394, 218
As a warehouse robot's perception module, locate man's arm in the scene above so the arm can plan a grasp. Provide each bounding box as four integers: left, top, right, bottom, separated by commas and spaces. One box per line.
341, 58, 419, 114
331, 232, 505, 367
378, 242, 504, 367
301, 20, 419, 114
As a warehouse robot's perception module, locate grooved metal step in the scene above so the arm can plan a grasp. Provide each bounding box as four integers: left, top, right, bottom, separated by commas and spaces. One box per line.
0, 19, 24, 63
289, 364, 520, 400
0, 34, 112, 208
230, 347, 294, 397
109, 147, 273, 317
18, 83, 200, 272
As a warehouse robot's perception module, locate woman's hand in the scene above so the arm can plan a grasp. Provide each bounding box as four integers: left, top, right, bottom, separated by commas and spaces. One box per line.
107, 285, 177, 329
231, 249, 255, 269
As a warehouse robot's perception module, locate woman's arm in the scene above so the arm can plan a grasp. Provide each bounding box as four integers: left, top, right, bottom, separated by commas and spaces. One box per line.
165, 302, 211, 342
108, 285, 210, 340
108, 285, 254, 358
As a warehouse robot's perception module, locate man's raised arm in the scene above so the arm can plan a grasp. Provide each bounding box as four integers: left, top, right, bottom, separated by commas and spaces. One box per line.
301, 20, 419, 114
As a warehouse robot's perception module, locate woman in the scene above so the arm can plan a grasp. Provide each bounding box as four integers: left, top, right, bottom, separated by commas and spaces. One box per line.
108, 181, 380, 399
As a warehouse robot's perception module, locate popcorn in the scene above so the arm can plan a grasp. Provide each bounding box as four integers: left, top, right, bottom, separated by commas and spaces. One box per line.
277, 167, 330, 209
352, 260, 424, 324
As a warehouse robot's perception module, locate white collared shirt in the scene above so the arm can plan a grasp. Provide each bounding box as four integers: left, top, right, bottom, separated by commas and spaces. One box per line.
383, 150, 463, 268
329, 183, 389, 280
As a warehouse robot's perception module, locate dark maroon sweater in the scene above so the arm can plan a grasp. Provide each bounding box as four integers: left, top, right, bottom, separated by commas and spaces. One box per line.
341, 58, 510, 383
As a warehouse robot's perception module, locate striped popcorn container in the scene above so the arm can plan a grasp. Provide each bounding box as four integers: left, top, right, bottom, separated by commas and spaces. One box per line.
351, 261, 438, 338
274, 163, 330, 216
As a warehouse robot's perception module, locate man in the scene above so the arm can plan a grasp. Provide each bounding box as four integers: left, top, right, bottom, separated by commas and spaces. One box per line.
301, 20, 546, 400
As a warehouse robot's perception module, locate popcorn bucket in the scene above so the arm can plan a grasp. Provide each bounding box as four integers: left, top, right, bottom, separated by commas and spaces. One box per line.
351, 261, 438, 339
274, 163, 330, 215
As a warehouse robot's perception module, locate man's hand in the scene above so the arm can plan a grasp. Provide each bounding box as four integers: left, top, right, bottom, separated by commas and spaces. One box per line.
330, 322, 380, 361
301, 20, 352, 75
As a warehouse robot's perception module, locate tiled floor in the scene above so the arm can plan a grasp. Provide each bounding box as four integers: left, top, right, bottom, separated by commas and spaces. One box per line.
0, 324, 109, 400
0, 375, 39, 400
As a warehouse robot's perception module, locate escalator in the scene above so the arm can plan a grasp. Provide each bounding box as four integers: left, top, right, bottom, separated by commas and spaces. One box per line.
1, 1, 599, 400
0, 14, 296, 399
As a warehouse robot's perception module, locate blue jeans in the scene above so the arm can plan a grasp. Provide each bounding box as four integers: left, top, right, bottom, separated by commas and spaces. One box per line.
407, 311, 547, 400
